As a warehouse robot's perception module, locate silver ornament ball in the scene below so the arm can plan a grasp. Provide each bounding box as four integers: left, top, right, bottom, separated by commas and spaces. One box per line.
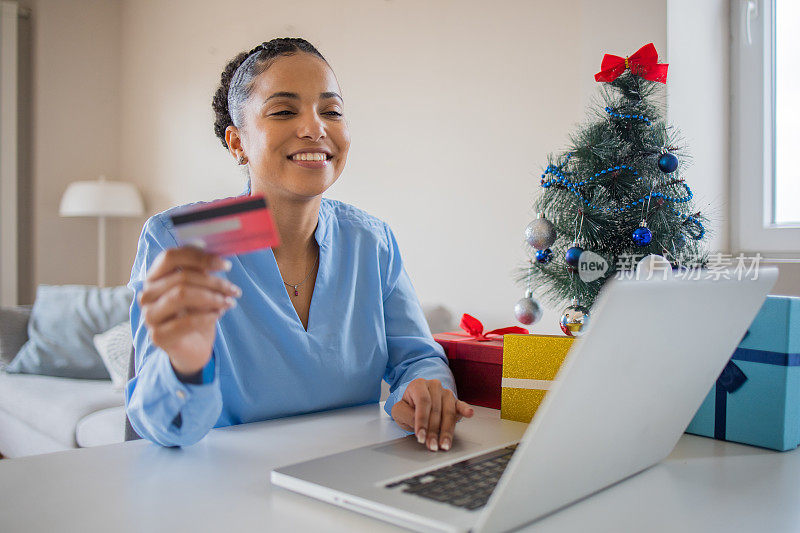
559, 297, 590, 337
514, 289, 543, 325
524, 213, 557, 250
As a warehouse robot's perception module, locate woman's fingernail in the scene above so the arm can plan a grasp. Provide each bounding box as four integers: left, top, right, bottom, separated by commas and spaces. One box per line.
225, 297, 236, 308
417, 429, 426, 444
232, 285, 242, 297
428, 438, 438, 452
440, 438, 451, 451
213, 257, 232, 271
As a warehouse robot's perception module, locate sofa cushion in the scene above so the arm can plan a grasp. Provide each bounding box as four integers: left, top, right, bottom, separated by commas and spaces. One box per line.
94, 322, 132, 391
76, 406, 126, 448
6, 285, 132, 379
0, 306, 32, 369
0, 371, 123, 448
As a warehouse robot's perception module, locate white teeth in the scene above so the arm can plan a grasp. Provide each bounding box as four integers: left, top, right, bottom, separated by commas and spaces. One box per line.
292, 152, 327, 161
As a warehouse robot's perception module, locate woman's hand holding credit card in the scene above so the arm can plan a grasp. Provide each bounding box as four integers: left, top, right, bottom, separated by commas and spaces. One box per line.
139, 195, 279, 380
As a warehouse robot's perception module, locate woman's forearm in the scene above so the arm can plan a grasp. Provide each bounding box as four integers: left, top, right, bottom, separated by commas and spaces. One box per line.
126, 347, 223, 447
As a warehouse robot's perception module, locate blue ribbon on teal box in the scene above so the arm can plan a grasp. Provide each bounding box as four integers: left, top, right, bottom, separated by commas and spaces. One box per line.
714, 360, 747, 440
713, 347, 800, 441
690, 297, 800, 450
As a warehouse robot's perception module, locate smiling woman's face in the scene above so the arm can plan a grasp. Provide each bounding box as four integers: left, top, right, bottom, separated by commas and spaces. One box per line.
234, 52, 350, 199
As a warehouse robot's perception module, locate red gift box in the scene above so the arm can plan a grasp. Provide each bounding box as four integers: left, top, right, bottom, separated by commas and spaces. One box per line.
434, 314, 528, 409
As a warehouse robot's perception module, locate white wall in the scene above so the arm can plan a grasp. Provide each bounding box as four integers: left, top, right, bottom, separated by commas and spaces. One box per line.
20, 0, 796, 327
110, 0, 666, 334
21, 0, 121, 298
31, 1, 747, 330
667, 0, 729, 253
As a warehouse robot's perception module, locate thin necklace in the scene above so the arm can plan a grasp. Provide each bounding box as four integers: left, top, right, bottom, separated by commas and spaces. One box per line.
283, 250, 319, 297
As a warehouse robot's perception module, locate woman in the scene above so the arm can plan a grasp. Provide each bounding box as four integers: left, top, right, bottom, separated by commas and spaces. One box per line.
126, 38, 473, 450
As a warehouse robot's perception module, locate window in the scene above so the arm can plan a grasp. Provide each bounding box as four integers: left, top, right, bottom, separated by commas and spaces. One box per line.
731, 0, 800, 256
774, 1, 799, 224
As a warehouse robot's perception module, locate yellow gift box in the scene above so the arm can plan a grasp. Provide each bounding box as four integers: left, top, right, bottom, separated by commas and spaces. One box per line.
500, 334, 575, 423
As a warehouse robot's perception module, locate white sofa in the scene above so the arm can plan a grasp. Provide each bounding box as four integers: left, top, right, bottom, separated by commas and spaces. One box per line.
0, 302, 454, 458
0, 289, 132, 459
0, 372, 125, 457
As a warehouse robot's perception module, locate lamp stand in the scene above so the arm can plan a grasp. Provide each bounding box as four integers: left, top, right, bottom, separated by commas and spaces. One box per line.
98, 215, 106, 288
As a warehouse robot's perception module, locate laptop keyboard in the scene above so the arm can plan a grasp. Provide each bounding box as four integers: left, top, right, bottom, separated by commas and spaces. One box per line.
384, 444, 518, 511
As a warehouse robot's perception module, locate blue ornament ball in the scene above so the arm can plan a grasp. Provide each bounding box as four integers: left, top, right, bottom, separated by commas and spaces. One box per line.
632, 226, 653, 246
535, 248, 553, 263
658, 152, 679, 173
565, 246, 583, 269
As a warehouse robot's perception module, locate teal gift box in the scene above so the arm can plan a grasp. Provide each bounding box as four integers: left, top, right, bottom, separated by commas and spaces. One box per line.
686, 296, 800, 451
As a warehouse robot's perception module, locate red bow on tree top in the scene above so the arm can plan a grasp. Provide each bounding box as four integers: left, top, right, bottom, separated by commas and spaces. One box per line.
594, 43, 668, 84
456, 313, 528, 342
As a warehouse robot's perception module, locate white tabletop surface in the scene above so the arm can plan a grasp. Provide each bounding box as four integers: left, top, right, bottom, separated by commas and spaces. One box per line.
1, 404, 799, 533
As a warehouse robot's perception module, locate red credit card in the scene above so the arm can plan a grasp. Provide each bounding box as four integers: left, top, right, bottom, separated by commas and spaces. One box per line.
169, 194, 280, 257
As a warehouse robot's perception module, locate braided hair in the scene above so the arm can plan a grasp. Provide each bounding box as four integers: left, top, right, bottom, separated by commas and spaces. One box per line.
212, 38, 327, 149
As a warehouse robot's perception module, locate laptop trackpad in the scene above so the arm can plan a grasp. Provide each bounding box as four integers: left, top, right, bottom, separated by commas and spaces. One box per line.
372, 435, 481, 462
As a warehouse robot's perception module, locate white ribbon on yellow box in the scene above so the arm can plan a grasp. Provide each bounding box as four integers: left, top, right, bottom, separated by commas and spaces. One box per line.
500, 378, 553, 390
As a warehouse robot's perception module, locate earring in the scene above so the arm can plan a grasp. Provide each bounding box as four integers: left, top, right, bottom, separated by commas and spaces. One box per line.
238, 154, 248, 165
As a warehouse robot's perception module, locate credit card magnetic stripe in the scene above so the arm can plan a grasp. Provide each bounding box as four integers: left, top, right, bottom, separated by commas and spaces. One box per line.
170, 197, 267, 226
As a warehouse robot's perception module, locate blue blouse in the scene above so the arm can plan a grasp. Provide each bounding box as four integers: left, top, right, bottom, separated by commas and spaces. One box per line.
125, 194, 455, 447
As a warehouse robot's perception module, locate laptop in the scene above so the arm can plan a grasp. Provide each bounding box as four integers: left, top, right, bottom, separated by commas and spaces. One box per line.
271, 269, 778, 532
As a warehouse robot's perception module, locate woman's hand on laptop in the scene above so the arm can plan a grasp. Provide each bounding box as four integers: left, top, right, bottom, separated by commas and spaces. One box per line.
391, 378, 474, 452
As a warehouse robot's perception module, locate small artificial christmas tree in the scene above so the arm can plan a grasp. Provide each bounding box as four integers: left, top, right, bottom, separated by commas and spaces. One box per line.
517, 43, 708, 330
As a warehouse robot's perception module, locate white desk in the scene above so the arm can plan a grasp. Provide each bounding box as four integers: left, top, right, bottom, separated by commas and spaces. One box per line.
1, 404, 799, 532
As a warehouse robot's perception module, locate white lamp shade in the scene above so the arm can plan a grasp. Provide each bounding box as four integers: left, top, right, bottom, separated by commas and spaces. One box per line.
59, 178, 144, 217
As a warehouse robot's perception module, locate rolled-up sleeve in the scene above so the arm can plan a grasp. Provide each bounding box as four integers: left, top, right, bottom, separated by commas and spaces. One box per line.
381, 223, 456, 418
125, 215, 223, 447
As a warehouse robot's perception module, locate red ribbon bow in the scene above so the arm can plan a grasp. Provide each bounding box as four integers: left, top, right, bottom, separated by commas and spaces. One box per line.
594, 43, 668, 84
453, 313, 528, 342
